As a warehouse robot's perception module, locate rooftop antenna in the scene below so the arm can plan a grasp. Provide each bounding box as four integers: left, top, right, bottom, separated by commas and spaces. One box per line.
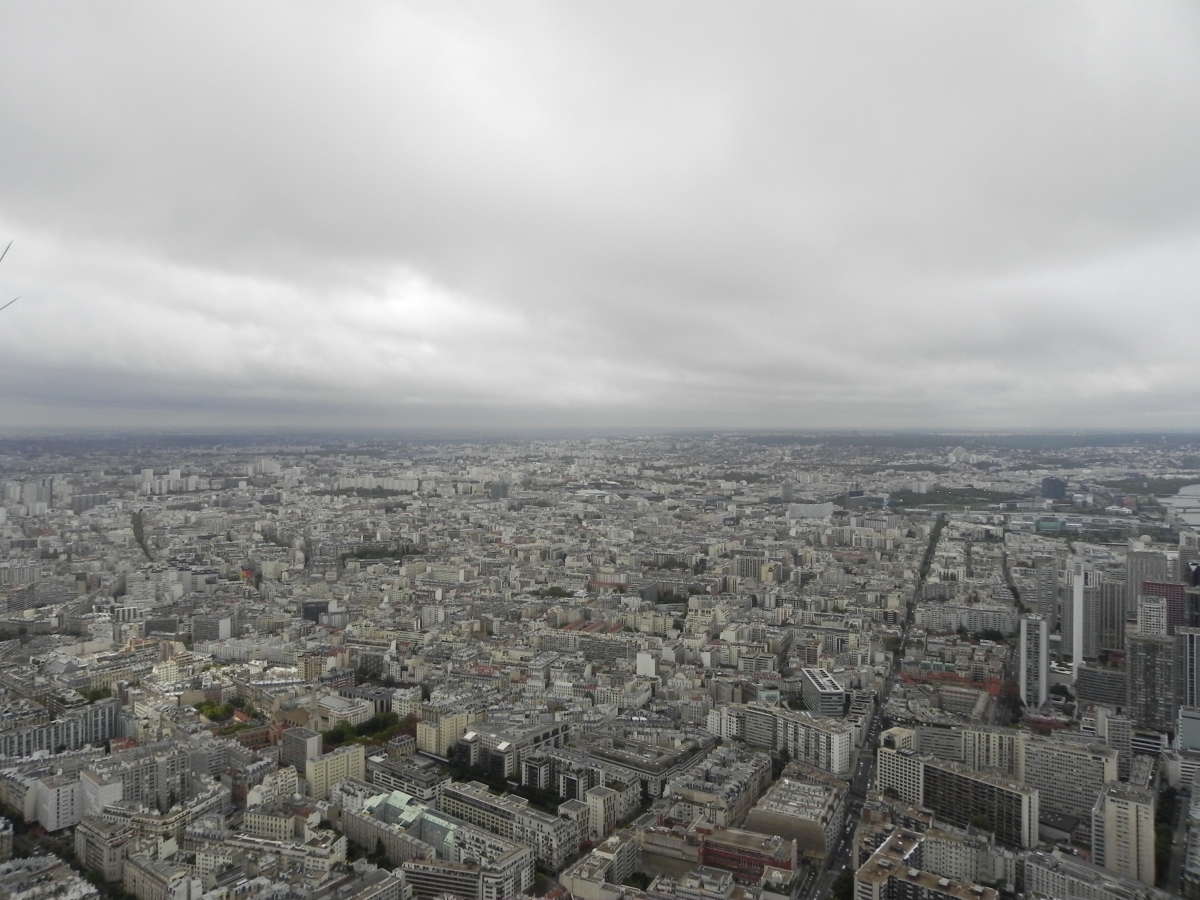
0, 241, 18, 311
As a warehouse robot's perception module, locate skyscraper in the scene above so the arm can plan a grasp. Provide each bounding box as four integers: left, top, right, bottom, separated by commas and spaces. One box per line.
1061, 559, 1100, 676
1126, 632, 1176, 731
1126, 549, 1167, 619
1019, 615, 1048, 710
1099, 579, 1126, 654
1033, 557, 1059, 633
1141, 581, 1186, 634
1177, 628, 1200, 711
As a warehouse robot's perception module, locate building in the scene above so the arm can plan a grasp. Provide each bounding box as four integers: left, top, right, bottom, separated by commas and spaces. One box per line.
920, 759, 1038, 850
740, 704, 853, 776
1076, 664, 1128, 708
306, 744, 366, 800
1023, 849, 1174, 900
280, 726, 323, 772
1179, 628, 1200, 711
439, 780, 580, 871
368, 754, 450, 804
800, 668, 845, 717
243, 808, 296, 841
1099, 579, 1127, 654
855, 827, 999, 900
1138, 596, 1168, 636
1091, 782, 1155, 886
743, 771, 846, 862
318, 695, 373, 730
1062, 560, 1102, 675
123, 855, 203, 900
1021, 738, 1117, 820
1019, 615, 1049, 709
690, 821, 797, 882
416, 709, 468, 757
584, 783, 640, 841
1034, 557, 1060, 633
75, 815, 136, 882
1127, 549, 1169, 617
1126, 632, 1176, 731
876, 747, 1039, 849
664, 745, 772, 827
960, 726, 1026, 780
36, 776, 80, 832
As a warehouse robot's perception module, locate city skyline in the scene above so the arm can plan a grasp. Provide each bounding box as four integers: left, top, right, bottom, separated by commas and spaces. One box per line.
2, 5, 1199, 430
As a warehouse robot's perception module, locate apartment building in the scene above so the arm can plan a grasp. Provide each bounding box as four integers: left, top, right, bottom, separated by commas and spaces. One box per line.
306, 744, 366, 800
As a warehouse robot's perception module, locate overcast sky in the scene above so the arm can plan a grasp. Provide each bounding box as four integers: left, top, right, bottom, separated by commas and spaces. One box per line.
1, 3, 1199, 432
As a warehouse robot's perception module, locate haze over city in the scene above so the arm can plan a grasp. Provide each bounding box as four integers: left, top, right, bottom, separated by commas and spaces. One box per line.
2, 4, 1200, 431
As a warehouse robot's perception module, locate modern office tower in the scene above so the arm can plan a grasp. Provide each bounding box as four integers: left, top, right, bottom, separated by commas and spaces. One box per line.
1178, 628, 1200, 710
1126, 549, 1168, 618
1126, 632, 1177, 731
1136, 596, 1168, 636
1021, 738, 1117, 820
1091, 782, 1155, 886
1033, 558, 1059, 633
280, 726, 323, 772
1099, 579, 1126, 653
1042, 477, 1067, 501
800, 668, 846, 717
1019, 616, 1049, 710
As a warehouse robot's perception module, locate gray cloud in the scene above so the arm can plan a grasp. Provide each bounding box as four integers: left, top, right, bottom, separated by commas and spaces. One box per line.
1, 2, 1199, 430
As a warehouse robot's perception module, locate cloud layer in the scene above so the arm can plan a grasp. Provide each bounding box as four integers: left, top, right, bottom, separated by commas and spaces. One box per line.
2, 3, 1199, 430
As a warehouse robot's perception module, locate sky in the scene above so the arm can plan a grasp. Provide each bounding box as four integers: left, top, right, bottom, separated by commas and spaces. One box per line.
1, 3, 1199, 432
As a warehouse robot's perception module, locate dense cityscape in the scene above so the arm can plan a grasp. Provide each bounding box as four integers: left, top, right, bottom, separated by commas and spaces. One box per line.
0, 431, 1195, 900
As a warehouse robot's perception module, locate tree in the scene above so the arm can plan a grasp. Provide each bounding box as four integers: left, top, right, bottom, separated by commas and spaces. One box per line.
831, 869, 854, 900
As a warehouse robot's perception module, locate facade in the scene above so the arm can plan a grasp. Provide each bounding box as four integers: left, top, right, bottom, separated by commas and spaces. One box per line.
1019, 615, 1048, 709
1091, 782, 1155, 886
75, 815, 136, 882
663, 745, 772, 827
306, 744, 366, 800
280, 726, 323, 772
416, 710, 468, 757
439, 780, 580, 871
740, 704, 852, 776
123, 855, 203, 900
878, 748, 1038, 849
800, 668, 845, 717
1034, 557, 1059, 633
1126, 632, 1176, 731
0, 698, 120, 757
36, 776, 80, 832
368, 754, 450, 804
1179, 628, 1200, 711
1021, 738, 1117, 820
